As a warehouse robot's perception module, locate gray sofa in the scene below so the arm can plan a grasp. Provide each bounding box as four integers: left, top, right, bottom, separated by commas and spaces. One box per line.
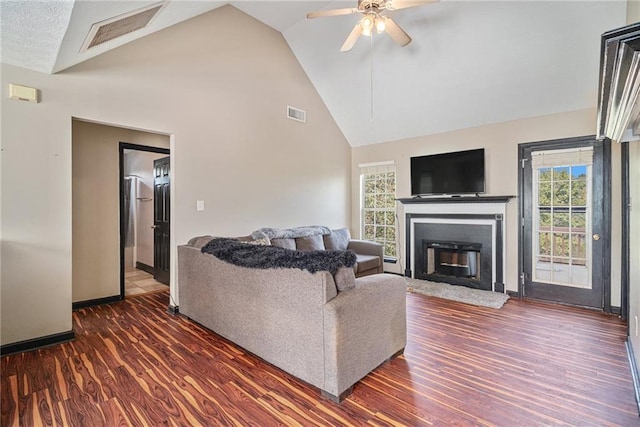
266, 227, 384, 277
178, 236, 406, 402
187, 227, 384, 277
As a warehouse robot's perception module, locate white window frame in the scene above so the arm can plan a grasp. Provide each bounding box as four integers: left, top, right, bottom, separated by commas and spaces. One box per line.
531, 148, 593, 288
359, 161, 397, 260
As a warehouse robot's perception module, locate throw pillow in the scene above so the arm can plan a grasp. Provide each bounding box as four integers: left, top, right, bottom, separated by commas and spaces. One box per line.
334, 266, 356, 292
271, 238, 296, 250
295, 234, 325, 251
323, 228, 351, 251
245, 237, 271, 246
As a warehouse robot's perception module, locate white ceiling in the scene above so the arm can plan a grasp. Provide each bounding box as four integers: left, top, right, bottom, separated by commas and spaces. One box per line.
0, 1, 628, 147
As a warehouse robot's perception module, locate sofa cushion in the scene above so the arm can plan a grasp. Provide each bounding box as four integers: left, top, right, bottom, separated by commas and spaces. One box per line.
355, 254, 381, 274
295, 235, 325, 251
333, 266, 356, 291
271, 238, 296, 249
323, 228, 351, 251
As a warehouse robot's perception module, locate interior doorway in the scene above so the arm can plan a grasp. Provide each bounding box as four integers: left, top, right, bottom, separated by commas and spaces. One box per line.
72, 119, 170, 309
120, 143, 171, 298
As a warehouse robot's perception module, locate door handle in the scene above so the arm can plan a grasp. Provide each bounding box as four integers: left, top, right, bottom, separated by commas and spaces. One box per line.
592, 234, 600, 241
151, 225, 159, 229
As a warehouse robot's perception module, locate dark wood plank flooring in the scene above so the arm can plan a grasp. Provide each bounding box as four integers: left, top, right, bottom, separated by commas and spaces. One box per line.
2, 291, 638, 426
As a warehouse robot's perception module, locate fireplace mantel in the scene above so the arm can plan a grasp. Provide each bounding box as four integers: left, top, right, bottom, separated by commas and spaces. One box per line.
397, 195, 515, 205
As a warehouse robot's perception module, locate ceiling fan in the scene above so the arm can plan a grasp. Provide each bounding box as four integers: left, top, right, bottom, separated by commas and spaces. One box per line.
307, 0, 437, 52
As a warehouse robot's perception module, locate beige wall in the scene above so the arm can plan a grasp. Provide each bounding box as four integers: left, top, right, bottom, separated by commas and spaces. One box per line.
628, 0, 640, 24
611, 142, 623, 308
621, 7, 639, 373
352, 108, 622, 307
1, 83, 73, 345
1, 6, 351, 345
628, 141, 640, 367
72, 120, 169, 303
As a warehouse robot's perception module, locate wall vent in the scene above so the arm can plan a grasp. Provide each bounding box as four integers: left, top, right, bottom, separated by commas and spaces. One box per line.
287, 106, 306, 123
80, 2, 166, 52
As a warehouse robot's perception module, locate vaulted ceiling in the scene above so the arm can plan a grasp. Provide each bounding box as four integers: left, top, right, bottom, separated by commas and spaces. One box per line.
0, 1, 628, 146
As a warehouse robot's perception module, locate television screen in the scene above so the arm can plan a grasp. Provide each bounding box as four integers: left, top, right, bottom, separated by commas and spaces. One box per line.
410, 148, 485, 196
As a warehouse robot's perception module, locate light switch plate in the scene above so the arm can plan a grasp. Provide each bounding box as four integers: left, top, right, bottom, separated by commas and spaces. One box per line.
196, 200, 205, 211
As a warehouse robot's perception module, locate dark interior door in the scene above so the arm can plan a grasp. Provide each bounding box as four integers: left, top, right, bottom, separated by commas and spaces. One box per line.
520, 137, 608, 309
153, 156, 170, 285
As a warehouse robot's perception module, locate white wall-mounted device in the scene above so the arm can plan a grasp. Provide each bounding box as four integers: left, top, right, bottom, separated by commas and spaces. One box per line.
9, 84, 39, 103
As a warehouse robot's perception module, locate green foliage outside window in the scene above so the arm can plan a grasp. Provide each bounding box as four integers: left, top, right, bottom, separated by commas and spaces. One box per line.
362, 170, 397, 258
537, 167, 587, 207
536, 166, 588, 266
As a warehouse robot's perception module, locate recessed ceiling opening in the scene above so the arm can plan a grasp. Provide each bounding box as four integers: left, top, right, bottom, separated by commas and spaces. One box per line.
80, 2, 166, 52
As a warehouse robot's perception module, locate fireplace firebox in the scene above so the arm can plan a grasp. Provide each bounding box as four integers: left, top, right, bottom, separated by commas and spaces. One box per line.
426, 241, 481, 280
411, 220, 495, 291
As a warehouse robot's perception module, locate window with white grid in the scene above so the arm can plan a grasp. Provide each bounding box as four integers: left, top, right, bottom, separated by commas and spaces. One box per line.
360, 162, 397, 259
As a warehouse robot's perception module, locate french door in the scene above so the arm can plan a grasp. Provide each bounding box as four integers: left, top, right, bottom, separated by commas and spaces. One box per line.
520, 137, 609, 309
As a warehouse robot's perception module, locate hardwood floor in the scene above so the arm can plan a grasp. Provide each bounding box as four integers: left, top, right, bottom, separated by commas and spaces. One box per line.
2, 291, 638, 426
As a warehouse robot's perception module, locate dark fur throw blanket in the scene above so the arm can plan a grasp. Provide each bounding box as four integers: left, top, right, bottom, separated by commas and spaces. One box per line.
201, 238, 357, 275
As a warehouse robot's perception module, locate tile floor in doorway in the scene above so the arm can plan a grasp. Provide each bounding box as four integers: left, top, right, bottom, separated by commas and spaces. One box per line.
125, 269, 168, 296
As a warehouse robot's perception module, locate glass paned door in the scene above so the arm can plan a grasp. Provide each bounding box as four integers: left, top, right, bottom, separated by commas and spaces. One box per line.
533, 164, 591, 288
520, 138, 605, 309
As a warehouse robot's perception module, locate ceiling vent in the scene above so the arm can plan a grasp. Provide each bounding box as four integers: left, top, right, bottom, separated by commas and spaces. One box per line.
80, 2, 166, 52
287, 106, 306, 123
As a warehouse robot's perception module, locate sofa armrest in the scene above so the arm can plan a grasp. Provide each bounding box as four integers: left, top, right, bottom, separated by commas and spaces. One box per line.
186, 235, 214, 248
322, 273, 407, 398
347, 239, 384, 258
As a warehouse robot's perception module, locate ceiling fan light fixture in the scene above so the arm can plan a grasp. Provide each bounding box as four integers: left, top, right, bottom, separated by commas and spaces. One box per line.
360, 14, 375, 36
307, 0, 437, 51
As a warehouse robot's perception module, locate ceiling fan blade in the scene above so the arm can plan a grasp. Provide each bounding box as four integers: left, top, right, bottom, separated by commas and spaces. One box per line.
386, 0, 438, 11
384, 17, 411, 47
307, 8, 358, 19
341, 23, 363, 52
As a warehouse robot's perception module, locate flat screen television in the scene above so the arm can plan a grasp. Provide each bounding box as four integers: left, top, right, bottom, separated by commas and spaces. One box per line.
410, 148, 485, 196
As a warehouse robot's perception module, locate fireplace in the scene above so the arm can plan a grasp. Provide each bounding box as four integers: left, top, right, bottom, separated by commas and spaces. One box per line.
399, 196, 512, 293
425, 240, 482, 280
